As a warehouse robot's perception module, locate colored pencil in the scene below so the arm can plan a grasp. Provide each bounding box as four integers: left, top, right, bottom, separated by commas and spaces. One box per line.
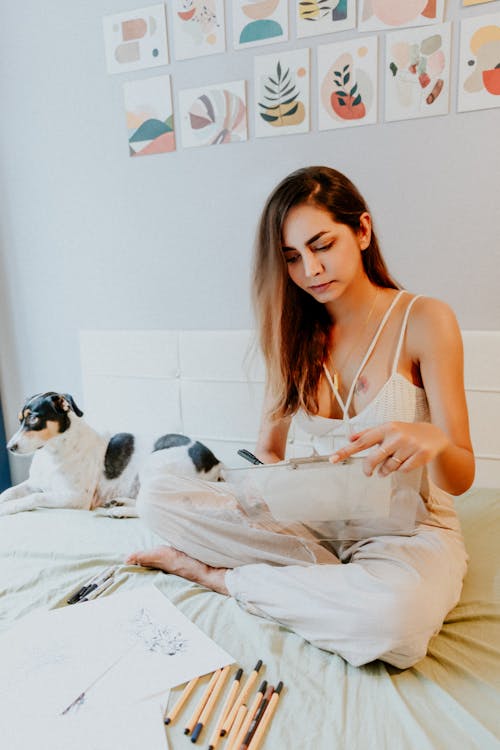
247, 682, 283, 750
225, 705, 247, 750
184, 670, 220, 735
240, 684, 274, 750
208, 667, 244, 750
164, 676, 200, 725
190, 665, 231, 743
221, 660, 263, 736
227, 681, 267, 750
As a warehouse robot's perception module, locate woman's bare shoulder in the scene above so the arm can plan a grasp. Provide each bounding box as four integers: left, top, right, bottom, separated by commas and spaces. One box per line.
405, 295, 462, 359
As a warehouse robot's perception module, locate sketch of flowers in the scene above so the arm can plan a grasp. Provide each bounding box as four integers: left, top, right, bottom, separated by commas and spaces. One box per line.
129, 608, 188, 656
258, 61, 305, 126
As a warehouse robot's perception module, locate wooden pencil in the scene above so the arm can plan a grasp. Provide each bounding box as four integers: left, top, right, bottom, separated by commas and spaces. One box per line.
164, 676, 200, 725
227, 681, 267, 750
240, 684, 274, 750
183, 670, 221, 735
221, 659, 263, 736
225, 705, 247, 750
190, 665, 231, 743
208, 667, 244, 750
247, 682, 283, 750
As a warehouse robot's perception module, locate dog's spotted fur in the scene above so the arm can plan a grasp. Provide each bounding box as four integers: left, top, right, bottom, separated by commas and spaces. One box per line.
0, 392, 222, 516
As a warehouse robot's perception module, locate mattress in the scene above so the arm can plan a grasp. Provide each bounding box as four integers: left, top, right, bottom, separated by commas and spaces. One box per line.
1, 487, 499, 749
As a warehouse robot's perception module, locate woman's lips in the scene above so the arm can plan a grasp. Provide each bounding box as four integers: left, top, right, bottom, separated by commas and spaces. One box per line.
309, 281, 333, 292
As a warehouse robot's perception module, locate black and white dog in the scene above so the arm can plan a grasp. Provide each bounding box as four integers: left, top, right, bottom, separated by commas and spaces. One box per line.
0, 391, 222, 517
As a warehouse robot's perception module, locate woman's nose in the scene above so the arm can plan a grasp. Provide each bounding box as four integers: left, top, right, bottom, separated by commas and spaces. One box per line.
303, 250, 323, 278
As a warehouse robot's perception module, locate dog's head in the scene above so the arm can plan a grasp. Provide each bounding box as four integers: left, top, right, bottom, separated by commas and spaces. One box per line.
7, 392, 84, 455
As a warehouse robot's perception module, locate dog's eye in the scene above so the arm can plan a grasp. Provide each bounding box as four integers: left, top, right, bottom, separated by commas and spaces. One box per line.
27, 415, 40, 426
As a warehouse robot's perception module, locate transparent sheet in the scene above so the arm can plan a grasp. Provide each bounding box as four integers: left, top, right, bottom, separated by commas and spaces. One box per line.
223, 456, 424, 542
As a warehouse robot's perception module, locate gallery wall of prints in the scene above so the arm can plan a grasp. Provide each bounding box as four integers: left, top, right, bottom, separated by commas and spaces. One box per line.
101, 1, 500, 156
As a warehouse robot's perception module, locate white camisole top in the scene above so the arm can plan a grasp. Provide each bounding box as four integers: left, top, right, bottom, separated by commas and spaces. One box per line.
293, 291, 462, 533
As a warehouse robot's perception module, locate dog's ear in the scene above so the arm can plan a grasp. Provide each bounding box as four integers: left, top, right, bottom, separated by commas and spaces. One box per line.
62, 394, 84, 417
50, 394, 84, 417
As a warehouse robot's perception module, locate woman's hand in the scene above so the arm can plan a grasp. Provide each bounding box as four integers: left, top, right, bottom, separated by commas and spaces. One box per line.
329, 421, 451, 477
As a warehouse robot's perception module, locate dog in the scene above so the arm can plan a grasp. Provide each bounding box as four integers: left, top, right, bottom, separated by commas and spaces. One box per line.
0, 391, 222, 517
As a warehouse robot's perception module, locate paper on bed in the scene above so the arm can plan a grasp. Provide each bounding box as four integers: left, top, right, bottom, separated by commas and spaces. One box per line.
3, 699, 170, 750
0, 585, 233, 718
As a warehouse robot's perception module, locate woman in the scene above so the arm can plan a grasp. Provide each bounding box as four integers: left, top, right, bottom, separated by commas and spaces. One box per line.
127, 167, 474, 668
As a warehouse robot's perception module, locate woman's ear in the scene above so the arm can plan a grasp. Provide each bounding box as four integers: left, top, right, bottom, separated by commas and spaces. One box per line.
358, 212, 372, 251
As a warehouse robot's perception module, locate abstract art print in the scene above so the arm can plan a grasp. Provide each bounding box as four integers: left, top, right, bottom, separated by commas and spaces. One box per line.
233, 0, 288, 50
172, 0, 226, 60
124, 75, 175, 157
358, 0, 444, 32
179, 80, 248, 147
102, 4, 169, 74
318, 35, 378, 129
297, 0, 356, 39
385, 22, 451, 121
458, 12, 500, 112
254, 48, 310, 137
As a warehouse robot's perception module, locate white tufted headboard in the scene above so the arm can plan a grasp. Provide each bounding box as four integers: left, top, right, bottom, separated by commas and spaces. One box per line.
80, 330, 500, 487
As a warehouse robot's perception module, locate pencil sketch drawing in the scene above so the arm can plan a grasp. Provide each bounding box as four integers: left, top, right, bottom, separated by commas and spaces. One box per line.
128, 607, 189, 656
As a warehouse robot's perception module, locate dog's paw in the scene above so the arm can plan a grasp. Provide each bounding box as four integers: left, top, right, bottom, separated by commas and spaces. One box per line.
95, 506, 139, 519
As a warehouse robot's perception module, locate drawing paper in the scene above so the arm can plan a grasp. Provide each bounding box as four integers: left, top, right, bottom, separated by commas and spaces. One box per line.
0, 586, 234, 719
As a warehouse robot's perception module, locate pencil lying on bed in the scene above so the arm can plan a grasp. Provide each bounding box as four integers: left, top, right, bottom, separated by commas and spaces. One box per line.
164, 676, 200, 725
221, 660, 263, 736
225, 705, 248, 750
227, 680, 267, 750
247, 682, 283, 750
184, 670, 221, 735
190, 665, 231, 743
240, 684, 274, 750
208, 667, 244, 750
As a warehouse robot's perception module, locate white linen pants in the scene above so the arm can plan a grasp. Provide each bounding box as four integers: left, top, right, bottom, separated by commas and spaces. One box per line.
136, 452, 468, 669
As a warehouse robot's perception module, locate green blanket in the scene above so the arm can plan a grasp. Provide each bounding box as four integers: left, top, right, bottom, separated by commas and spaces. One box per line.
1, 488, 499, 749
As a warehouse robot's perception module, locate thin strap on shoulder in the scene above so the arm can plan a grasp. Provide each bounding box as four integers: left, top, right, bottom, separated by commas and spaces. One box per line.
391, 295, 423, 374
322, 290, 405, 422
343, 290, 405, 411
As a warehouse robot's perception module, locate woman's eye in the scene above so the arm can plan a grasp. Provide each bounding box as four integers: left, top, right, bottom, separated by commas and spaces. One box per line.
313, 242, 333, 252
285, 255, 299, 264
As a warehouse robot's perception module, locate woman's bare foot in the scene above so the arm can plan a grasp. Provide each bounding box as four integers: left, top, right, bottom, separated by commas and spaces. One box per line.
126, 545, 229, 595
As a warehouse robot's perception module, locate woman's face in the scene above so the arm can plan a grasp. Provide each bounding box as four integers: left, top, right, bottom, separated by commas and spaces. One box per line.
281, 202, 371, 303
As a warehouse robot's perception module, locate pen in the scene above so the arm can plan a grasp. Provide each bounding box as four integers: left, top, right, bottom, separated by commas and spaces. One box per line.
66, 565, 116, 604
237, 450, 264, 465
75, 568, 115, 603
78, 576, 115, 602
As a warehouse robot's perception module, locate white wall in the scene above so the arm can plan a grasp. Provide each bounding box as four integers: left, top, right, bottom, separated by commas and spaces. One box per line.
1, 1, 499, 481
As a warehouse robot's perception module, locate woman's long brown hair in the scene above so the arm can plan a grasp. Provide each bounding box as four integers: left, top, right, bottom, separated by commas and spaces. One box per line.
252, 166, 400, 420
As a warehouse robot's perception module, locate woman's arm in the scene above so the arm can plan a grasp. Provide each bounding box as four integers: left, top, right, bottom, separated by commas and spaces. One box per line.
254, 391, 292, 463
331, 298, 475, 495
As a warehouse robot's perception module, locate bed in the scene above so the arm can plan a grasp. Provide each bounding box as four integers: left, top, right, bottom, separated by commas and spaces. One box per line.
1, 330, 499, 749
